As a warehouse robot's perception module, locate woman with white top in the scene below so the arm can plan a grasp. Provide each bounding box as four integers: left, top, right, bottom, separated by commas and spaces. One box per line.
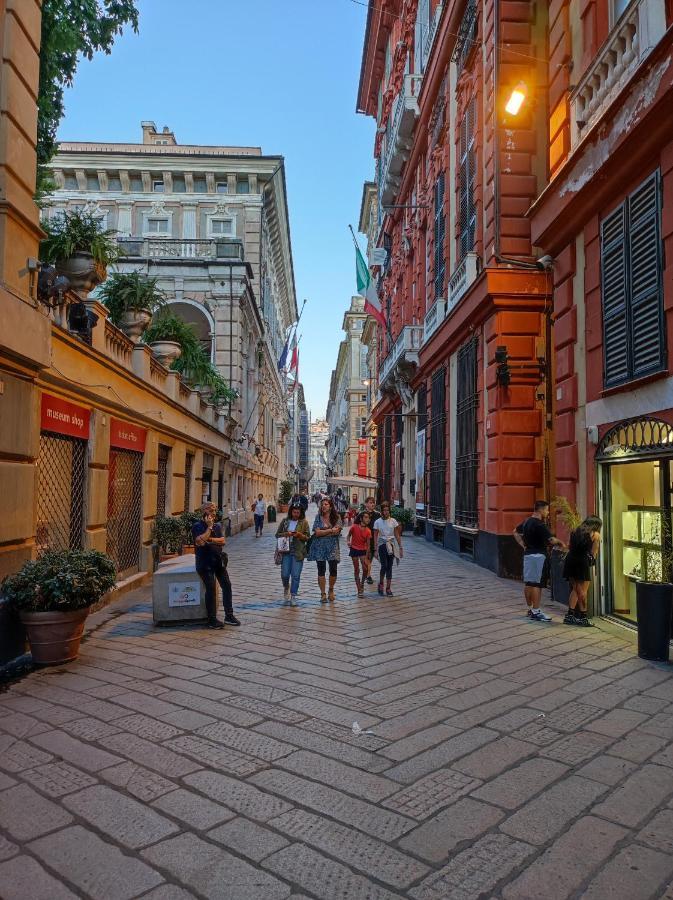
275, 502, 310, 606
373, 501, 403, 596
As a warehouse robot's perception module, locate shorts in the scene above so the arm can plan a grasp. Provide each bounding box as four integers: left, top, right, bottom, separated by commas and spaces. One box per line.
349, 549, 366, 558
523, 553, 546, 587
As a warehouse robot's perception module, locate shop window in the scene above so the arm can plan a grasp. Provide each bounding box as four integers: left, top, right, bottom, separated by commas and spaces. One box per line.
455, 337, 479, 529
429, 367, 446, 520
107, 449, 143, 576
601, 170, 665, 388
157, 445, 170, 515
36, 433, 87, 555
459, 99, 477, 260
202, 453, 214, 505
433, 173, 446, 298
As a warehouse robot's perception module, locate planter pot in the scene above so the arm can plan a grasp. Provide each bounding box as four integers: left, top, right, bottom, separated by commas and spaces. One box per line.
636, 581, 673, 662
56, 253, 106, 295
19, 608, 89, 666
182, 544, 195, 554
150, 340, 182, 366
278, 503, 289, 513
119, 308, 152, 343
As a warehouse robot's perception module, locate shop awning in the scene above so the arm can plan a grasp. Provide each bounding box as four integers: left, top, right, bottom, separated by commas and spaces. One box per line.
325, 475, 379, 489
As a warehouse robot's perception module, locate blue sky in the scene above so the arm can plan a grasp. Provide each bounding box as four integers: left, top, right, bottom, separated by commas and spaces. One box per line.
58, 0, 375, 419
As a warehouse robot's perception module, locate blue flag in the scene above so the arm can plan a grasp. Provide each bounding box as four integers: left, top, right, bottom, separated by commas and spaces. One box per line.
277, 336, 289, 370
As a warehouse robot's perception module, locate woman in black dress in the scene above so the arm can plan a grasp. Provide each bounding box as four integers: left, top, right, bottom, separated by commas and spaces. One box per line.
563, 516, 602, 627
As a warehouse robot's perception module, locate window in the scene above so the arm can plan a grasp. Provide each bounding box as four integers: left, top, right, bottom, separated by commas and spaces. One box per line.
64, 172, 78, 190
130, 174, 143, 192
86, 173, 99, 191
601, 170, 664, 387
429, 368, 446, 520
153, 180, 164, 192
210, 218, 234, 236
216, 181, 228, 193
107, 174, 122, 191
459, 100, 477, 259
434, 173, 446, 298
236, 178, 250, 194
455, 337, 479, 528
147, 218, 169, 233
173, 175, 186, 193
193, 177, 207, 193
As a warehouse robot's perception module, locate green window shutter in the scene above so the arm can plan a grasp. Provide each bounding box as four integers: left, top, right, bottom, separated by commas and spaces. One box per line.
629, 172, 664, 378
601, 202, 629, 387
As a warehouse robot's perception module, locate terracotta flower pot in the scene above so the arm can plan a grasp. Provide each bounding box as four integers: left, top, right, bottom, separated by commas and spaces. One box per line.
150, 340, 182, 366
120, 308, 152, 343
56, 253, 106, 295
19, 608, 89, 666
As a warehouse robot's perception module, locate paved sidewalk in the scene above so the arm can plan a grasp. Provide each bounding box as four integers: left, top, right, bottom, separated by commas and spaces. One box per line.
1, 522, 673, 900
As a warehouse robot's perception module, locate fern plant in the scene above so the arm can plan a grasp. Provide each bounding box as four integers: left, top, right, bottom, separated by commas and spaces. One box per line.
41, 209, 120, 267
97, 272, 166, 325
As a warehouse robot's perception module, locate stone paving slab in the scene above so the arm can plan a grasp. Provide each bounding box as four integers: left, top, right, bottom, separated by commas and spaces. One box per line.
2, 522, 673, 899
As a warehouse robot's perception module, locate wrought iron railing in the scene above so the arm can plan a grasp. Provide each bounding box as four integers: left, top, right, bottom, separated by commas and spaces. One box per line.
422, 2, 443, 70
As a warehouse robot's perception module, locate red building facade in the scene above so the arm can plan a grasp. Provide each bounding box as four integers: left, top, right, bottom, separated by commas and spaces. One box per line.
530, 0, 673, 623
358, 0, 552, 576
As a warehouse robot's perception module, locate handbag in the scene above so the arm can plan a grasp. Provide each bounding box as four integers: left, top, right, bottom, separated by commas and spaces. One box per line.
276, 536, 291, 553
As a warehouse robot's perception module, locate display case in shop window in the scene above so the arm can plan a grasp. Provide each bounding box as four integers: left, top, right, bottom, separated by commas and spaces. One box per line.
622, 507, 664, 581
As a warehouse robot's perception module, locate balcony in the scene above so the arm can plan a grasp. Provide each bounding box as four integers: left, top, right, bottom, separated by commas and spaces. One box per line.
379, 324, 423, 388
422, 296, 446, 345
446, 252, 480, 315
379, 74, 422, 208
118, 237, 245, 261
571, 0, 666, 147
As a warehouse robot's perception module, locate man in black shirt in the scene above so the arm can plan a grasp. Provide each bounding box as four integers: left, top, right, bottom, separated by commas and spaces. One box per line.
513, 500, 565, 622
192, 502, 240, 629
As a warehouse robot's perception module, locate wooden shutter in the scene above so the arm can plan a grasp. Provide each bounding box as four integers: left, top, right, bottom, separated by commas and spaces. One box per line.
629, 172, 664, 378
459, 100, 476, 259
601, 203, 629, 387
434, 173, 446, 297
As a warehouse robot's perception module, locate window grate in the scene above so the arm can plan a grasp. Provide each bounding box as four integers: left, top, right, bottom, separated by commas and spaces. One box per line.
184, 452, 194, 511
36, 434, 86, 555
434, 174, 446, 298
429, 367, 446, 521
459, 100, 477, 260
106, 449, 143, 576
452, 0, 478, 74
157, 446, 169, 516
455, 337, 479, 528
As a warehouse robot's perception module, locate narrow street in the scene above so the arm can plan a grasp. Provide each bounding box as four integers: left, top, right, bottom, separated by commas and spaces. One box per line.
1, 522, 673, 900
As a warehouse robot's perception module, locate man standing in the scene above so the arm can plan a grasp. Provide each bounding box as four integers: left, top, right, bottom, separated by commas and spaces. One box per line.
253, 493, 267, 538
513, 500, 565, 622
192, 502, 241, 629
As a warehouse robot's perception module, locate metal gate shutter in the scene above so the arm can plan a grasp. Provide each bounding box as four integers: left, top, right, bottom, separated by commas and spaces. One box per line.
36, 433, 86, 555
107, 449, 143, 576
157, 445, 169, 515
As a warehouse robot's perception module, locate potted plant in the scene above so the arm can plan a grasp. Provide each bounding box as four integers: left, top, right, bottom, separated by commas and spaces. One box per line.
179, 509, 201, 553
152, 515, 185, 560
391, 505, 414, 532
41, 209, 120, 293
1, 550, 116, 665
278, 478, 295, 513
632, 514, 673, 662
97, 271, 167, 343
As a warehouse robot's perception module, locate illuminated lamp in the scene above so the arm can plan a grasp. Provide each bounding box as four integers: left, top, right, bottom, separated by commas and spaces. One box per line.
505, 83, 527, 116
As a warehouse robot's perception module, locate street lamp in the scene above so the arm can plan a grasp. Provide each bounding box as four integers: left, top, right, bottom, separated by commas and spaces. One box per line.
505, 82, 527, 116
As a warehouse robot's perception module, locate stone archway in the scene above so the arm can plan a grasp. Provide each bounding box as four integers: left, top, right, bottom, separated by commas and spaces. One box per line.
166, 300, 215, 362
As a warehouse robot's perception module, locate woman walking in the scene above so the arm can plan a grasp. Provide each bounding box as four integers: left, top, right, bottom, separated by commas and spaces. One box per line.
373, 502, 403, 597
275, 502, 311, 607
308, 496, 342, 602
347, 511, 373, 598
563, 516, 602, 627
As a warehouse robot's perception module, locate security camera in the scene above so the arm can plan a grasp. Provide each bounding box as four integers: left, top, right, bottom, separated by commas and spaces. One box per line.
536, 255, 554, 270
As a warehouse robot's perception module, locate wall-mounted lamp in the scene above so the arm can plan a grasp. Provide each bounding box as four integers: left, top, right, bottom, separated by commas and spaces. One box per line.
505, 82, 528, 116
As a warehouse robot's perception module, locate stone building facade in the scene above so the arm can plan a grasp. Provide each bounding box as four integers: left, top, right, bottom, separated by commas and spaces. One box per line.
308, 419, 329, 494
45, 122, 298, 526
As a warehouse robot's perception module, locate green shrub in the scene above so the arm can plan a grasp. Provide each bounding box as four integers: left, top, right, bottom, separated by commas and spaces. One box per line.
179, 510, 201, 544
97, 272, 166, 325
278, 479, 295, 505
391, 506, 414, 527
40, 209, 120, 267
152, 516, 184, 553
2, 550, 116, 613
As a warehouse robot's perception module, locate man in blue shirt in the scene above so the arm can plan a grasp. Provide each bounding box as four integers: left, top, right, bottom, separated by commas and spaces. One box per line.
192, 502, 240, 629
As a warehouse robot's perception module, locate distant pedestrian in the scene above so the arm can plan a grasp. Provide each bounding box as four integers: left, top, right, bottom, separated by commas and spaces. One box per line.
513, 500, 565, 622
348, 511, 373, 598
373, 501, 403, 596
308, 496, 342, 602
563, 516, 602, 627
192, 502, 240, 629
253, 493, 266, 538
275, 502, 311, 607
360, 496, 380, 584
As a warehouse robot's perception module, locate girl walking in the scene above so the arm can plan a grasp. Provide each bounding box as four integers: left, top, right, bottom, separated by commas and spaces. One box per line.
373, 502, 403, 596
275, 502, 311, 606
308, 496, 342, 602
347, 511, 373, 598
563, 516, 602, 627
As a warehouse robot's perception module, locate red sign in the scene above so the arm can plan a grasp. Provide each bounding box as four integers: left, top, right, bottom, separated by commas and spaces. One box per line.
110, 418, 147, 453
357, 438, 368, 477
41, 393, 90, 440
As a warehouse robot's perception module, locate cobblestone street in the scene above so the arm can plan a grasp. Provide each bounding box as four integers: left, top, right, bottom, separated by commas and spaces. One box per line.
2, 522, 673, 899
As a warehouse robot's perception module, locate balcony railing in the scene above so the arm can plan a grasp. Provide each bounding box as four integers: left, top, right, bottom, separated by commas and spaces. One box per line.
379, 74, 422, 209
379, 324, 423, 385
571, 0, 666, 147
447, 252, 480, 315
422, 297, 446, 345
118, 237, 245, 261
422, 3, 443, 70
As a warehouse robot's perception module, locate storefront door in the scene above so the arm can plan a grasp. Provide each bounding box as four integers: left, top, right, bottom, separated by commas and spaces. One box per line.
106, 419, 147, 579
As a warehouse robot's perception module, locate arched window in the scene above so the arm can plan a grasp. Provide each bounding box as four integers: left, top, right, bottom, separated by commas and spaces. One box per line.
165, 300, 215, 362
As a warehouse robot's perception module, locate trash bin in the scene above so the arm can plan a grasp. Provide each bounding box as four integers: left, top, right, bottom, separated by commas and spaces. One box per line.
636, 581, 672, 662
267, 505, 277, 523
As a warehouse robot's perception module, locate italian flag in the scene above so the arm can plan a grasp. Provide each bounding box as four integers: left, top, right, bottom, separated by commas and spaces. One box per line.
356, 242, 386, 329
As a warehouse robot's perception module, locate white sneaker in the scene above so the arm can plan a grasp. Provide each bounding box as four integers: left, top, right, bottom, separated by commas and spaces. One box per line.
531, 609, 552, 622
290, 596, 298, 607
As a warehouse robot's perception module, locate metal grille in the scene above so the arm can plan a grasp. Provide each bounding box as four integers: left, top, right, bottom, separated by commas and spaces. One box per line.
382, 416, 392, 502
184, 452, 194, 511
429, 367, 446, 521
157, 445, 169, 515
455, 338, 479, 528
36, 433, 86, 555
107, 449, 143, 576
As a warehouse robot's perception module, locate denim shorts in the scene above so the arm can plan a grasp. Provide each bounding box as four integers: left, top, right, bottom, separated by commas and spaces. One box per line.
523, 553, 546, 587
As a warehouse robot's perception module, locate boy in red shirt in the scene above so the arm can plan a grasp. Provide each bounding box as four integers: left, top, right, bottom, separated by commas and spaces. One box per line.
347, 511, 372, 598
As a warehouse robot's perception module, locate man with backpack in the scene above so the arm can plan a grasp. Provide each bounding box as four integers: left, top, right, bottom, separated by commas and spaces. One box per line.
513, 500, 565, 622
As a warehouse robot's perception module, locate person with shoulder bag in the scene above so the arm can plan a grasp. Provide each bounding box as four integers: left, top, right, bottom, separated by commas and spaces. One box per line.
191, 502, 240, 629
275, 502, 310, 607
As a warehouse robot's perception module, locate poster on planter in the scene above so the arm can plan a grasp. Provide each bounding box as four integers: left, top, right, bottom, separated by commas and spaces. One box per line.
168, 581, 201, 607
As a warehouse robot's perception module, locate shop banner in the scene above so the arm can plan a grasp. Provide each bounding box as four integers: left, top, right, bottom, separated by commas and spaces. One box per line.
110, 418, 147, 453
41, 393, 90, 440
357, 438, 368, 477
